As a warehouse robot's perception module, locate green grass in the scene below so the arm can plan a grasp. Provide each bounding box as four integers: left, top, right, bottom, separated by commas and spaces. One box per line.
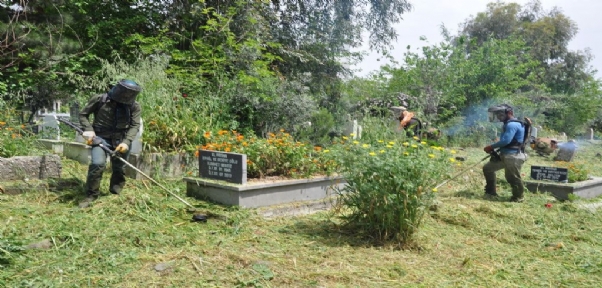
2, 143, 602, 287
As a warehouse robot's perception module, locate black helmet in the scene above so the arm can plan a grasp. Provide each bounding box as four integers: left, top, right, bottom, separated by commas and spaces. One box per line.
109, 79, 142, 105
487, 104, 513, 122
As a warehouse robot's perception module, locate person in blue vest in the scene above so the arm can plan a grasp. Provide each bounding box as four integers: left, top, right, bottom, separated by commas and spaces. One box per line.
482, 104, 527, 202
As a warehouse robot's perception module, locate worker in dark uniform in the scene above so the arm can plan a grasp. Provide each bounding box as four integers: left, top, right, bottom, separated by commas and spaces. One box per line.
78, 79, 142, 208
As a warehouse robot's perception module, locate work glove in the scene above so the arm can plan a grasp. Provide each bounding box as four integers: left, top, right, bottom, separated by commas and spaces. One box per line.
115, 143, 129, 153
82, 131, 96, 145
484, 145, 494, 153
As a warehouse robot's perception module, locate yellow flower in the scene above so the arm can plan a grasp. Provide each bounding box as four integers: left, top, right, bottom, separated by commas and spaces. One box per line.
369, 152, 376, 156
362, 144, 370, 148
449, 158, 456, 163
353, 141, 359, 144
411, 144, 418, 148
342, 136, 349, 140
457, 163, 462, 166
428, 154, 435, 158
450, 150, 457, 154
432, 188, 438, 192
413, 136, 419, 140
403, 152, 409, 156
323, 149, 330, 153
378, 140, 384, 143
421, 141, 427, 145
402, 142, 409, 146
379, 150, 385, 153
0, 121, 5, 126
388, 141, 395, 145
386, 145, 393, 148
350, 133, 355, 137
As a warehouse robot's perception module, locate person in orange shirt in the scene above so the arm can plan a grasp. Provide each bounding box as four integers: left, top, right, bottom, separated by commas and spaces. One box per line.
393, 107, 422, 139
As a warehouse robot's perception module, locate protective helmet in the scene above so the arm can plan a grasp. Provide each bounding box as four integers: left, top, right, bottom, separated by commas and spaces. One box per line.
487, 104, 513, 122
108, 79, 142, 105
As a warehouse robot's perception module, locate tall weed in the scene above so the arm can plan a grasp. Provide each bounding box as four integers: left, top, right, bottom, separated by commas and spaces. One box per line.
328, 124, 455, 244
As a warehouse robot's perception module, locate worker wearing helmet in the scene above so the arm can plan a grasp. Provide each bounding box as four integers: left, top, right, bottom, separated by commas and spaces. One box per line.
78, 79, 143, 208
482, 104, 527, 202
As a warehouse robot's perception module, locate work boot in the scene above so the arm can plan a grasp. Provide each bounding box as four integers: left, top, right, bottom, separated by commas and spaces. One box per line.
109, 175, 126, 195
484, 183, 498, 197
509, 196, 524, 203
109, 184, 122, 195
86, 164, 105, 196
78, 195, 98, 208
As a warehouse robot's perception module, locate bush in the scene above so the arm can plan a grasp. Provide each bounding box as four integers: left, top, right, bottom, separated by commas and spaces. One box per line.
198, 129, 336, 179
0, 109, 43, 157
556, 161, 590, 183
329, 135, 455, 245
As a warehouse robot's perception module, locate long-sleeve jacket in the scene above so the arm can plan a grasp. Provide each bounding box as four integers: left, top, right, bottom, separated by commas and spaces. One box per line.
79, 94, 142, 146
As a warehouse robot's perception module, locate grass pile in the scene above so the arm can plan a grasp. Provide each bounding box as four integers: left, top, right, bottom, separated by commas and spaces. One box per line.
1, 143, 602, 287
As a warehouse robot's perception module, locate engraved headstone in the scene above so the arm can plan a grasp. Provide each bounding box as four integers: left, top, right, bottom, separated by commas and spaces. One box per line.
531, 126, 538, 138
590, 128, 594, 140
199, 150, 247, 184
531, 166, 568, 182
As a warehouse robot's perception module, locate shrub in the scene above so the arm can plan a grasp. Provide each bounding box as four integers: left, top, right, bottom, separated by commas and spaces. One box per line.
198, 130, 336, 179
556, 161, 590, 183
329, 135, 455, 245
0, 120, 41, 158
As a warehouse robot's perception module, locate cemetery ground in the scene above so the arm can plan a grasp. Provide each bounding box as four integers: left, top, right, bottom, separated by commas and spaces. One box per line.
2, 144, 602, 287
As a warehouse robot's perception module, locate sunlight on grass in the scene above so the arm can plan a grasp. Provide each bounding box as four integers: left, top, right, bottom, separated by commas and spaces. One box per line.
2, 144, 602, 287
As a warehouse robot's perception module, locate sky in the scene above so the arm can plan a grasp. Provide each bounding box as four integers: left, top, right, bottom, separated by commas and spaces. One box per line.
353, 0, 602, 79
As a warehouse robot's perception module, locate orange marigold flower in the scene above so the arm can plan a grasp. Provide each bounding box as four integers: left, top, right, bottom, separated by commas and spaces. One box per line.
225, 147, 231, 152
203, 131, 211, 138
236, 135, 244, 141
314, 146, 322, 152
194, 150, 200, 157
218, 130, 228, 135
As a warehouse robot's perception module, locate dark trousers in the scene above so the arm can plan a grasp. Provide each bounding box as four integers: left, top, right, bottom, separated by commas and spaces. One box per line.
482, 152, 527, 198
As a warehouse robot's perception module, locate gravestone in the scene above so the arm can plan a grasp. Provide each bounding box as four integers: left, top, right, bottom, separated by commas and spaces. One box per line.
130, 119, 144, 154
531, 126, 538, 138
554, 140, 577, 162
40, 115, 60, 140
344, 119, 362, 139
199, 150, 247, 184
531, 166, 568, 182
590, 128, 594, 140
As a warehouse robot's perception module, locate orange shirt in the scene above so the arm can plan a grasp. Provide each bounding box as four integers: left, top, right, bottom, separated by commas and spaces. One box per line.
400, 111, 414, 128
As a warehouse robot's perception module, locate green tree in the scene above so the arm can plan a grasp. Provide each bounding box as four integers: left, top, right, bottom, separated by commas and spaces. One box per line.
460, 0, 596, 94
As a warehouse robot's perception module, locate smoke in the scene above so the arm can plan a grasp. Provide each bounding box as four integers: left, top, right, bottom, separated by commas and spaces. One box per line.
441, 99, 541, 140
441, 99, 497, 138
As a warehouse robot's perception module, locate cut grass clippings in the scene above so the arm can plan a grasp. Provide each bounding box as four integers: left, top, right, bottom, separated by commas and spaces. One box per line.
1, 143, 602, 287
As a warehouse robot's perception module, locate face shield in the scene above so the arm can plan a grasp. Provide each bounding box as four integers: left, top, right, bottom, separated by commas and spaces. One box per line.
487, 105, 512, 122
109, 79, 142, 105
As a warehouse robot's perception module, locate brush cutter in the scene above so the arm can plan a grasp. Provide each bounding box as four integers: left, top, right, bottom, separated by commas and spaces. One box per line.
431, 150, 499, 191
58, 118, 207, 222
